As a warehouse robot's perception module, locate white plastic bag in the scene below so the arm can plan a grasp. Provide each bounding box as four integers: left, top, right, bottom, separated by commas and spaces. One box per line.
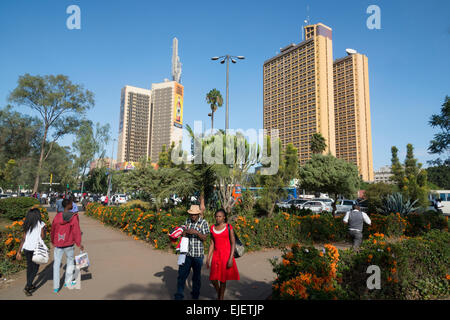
179, 237, 189, 254
75, 251, 90, 269
177, 253, 186, 265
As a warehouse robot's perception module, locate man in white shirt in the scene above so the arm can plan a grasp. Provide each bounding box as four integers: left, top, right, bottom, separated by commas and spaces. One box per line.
343, 204, 371, 249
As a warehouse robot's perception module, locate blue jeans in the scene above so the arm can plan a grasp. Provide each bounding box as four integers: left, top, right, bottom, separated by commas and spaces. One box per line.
174, 255, 203, 300
53, 246, 75, 290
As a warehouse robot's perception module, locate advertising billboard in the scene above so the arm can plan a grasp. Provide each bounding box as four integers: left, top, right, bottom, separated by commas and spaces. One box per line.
173, 83, 183, 128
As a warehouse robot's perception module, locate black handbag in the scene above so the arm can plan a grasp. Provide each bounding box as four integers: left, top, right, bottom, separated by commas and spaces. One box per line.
228, 224, 245, 258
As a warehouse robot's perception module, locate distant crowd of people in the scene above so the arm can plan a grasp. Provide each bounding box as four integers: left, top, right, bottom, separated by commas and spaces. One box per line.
30, 192, 112, 210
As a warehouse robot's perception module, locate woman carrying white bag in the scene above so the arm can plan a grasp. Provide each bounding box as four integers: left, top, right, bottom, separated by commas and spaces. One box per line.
16, 208, 48, 297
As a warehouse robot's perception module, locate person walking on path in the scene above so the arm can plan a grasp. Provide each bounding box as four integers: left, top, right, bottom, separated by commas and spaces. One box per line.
343, 204, 371, 249
51, 198, 84, 293
16, 208, 47, 296
56, 194, 64, 213
174, 205, 209, 300
206, 209, 240, 300
70, 196, 79, 213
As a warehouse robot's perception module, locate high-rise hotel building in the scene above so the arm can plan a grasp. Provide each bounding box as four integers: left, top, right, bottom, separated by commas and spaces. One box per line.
117, 85, 152, 163
117, 81, 184, 164
149, 80, 184, 163
263, 23, 336, 165
333, 51, 374, 181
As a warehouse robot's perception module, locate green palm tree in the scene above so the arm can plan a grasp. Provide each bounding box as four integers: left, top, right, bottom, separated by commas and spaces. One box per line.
206, 89, 223, 130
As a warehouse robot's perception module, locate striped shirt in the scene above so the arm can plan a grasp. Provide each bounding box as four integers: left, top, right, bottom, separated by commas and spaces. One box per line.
184, 217, 209, 258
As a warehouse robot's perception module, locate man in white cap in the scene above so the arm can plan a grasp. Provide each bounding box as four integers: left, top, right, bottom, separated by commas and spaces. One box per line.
174, 205, 209, 300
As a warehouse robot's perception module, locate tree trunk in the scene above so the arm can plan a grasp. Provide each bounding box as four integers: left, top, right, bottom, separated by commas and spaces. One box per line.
332, 193, 338, 218
267, 201, 276, 218
33, 127, 48, 194
199, 192, 206, 217
211, 112, 214, 131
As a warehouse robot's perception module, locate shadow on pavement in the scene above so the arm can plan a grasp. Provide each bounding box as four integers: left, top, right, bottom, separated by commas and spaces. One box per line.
104, 265, 272, 300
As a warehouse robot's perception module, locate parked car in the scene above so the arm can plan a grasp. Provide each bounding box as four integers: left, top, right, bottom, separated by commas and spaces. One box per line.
299, 201, 332, 213
277, 198, 308, 209
292, 199, 310, 209
0, 194, 10, 199
115, 194, 128, 205
357, 199, 369, 213
312, 198, 334, 206
335, 199, 357, 214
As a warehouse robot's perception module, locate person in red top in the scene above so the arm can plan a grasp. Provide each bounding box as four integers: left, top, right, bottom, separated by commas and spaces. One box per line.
51, 198, 84, 293
206, 209, 240, 300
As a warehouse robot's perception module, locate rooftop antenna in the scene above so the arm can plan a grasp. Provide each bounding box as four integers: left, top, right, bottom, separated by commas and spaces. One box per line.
171, 37, 182, 83
302, 5, 310, 41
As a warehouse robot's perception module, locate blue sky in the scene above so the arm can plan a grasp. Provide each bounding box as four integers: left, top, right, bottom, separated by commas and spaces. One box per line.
1, 0, 449, 171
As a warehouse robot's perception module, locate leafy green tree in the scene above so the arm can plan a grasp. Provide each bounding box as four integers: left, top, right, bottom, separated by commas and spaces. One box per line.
0, 105, 42, 164
390, 144, 428, 207
390, 146, 404, 187
72, 120, 110, 193
84, 167, 109, 194
428, 95, 450, 159
121, 158, 195, 210
310, 132, 327, 154
364, 182, 396, 214
257, 141, 299, 217
158, 144, 171, 168
8, 74, 94, 193
0, 159, 18, 190
298, 154, 360, 216
426, 162, 450, 189
185, 124, 217, 213
206, 89, 223, 130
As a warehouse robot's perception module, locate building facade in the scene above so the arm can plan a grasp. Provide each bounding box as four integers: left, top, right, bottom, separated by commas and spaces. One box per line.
117, 81, 184, 165
333, 52, 374, 181
374, 166, 393, 184
263, 23, 336, 165
89, 158, 117, 171
149, 80, 184, 163
117, 86, 152, 163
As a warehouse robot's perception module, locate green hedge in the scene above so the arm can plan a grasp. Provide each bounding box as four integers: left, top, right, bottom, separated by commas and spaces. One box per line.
272, 230, 450, 300
339, 230, 450, 299
0, 197, 40, 220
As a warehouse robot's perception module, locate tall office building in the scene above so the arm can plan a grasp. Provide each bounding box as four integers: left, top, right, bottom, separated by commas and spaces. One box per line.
263, 23, 336, 165
333, 51, 374, 181
117, 85, 152, 163
149, 80, 184, 163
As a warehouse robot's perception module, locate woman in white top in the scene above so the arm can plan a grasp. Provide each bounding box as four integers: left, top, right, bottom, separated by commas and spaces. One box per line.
16, 208, 47, 296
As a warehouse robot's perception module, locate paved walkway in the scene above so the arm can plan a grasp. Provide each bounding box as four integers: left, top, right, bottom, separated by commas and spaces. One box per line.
0, 209, 284, 300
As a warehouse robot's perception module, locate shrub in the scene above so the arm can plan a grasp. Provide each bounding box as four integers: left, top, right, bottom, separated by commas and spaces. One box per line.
339, 231, 450, 300
364, 213, 407, 238
405, 211, 448, 236
121, 200, 153, 211
378, 193, 418, 216
298, 214, 347, 243
0, 197, 40, 220
271, 243, 344, 300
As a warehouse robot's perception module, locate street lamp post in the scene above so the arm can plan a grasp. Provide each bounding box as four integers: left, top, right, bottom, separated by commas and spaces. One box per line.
211, 55, 245, 131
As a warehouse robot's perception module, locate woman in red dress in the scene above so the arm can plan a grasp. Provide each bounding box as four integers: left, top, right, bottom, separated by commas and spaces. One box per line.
206, 209, 240, 300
